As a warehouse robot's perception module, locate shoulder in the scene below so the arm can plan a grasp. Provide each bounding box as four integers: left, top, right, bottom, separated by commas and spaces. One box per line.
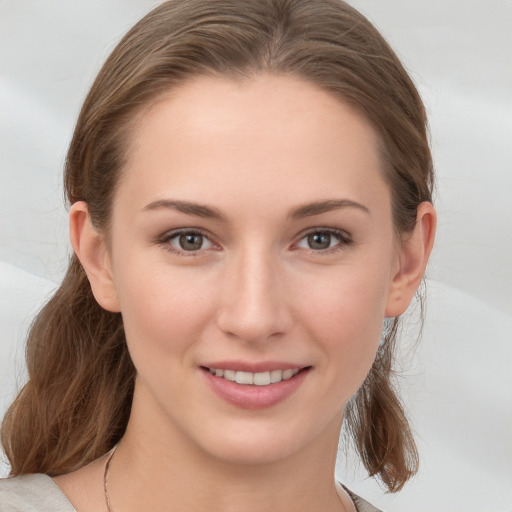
341, 484, 384, 512
0, 474, 76, 512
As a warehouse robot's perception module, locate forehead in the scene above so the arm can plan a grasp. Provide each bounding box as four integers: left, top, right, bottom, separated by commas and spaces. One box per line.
118, 73, 389, 214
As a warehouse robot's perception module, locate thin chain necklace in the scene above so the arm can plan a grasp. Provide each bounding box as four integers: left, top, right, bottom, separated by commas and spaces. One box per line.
103, 446, 117, 512
102, 445, 350, 512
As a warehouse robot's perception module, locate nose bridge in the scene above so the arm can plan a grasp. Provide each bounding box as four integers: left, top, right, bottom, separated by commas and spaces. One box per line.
216, 243, 290, 343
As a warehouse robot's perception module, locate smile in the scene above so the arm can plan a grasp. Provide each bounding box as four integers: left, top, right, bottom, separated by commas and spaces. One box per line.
202, 365, 310, 409
207, 367, 300, 386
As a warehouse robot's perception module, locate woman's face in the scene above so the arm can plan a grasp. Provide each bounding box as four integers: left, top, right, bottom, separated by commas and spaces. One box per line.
103, 74, 402, 464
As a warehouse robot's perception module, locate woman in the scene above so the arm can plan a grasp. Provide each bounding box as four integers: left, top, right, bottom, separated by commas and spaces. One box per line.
0, 1, 436, 510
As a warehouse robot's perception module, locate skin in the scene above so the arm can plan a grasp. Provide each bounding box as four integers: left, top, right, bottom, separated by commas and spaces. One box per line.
57, 74, 436, 511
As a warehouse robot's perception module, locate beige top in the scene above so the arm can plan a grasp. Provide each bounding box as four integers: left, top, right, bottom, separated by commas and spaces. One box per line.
0, 474, 382, 512
0, 474, 75, 512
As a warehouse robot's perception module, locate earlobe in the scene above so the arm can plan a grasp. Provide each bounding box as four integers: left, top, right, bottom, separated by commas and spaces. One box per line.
69, 201, 121, 312
385, 202, 437, 317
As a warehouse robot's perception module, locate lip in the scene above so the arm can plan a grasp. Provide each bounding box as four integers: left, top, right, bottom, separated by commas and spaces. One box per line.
201, 362, 311, 410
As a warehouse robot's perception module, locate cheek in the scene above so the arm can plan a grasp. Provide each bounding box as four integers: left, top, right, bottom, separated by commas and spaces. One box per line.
112, 259, 216, 361
294, 263, 391, 373
298, 262, 389, 327
300, 283, 384, 408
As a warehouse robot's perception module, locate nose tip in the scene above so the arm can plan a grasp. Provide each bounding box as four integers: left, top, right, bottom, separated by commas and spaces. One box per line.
215, 254, 292, 344
219, 305, 282, 344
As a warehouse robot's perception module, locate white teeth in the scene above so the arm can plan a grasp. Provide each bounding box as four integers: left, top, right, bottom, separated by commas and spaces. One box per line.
270, 369, 282, 383
208, 367, 300, 386
235, 371, 254, 385
282, 369, 294, 380
253, 371, 271, 386
223, 369, 236, 381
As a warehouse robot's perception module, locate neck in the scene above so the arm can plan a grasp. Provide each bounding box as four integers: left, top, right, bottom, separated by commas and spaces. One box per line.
107, 391, 345, 512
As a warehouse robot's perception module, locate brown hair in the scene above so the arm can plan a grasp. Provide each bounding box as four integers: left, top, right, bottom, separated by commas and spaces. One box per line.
1, 0, 433, 492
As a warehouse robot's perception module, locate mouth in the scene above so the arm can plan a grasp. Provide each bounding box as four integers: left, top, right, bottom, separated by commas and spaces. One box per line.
203, 367, 305, 386
201, 364, 311, 409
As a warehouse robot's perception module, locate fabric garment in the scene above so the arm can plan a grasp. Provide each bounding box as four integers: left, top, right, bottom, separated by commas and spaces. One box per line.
0, 474, 74, 512
343, 485, 382, 512
0, 473, 382, 512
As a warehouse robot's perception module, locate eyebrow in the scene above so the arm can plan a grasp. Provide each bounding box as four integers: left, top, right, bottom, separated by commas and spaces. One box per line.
142, 199, 227, 222
142, 198, 369, 221
289, 199, 369, 219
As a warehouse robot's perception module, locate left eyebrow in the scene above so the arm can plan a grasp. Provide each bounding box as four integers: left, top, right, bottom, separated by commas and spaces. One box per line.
289, 199, 370, 220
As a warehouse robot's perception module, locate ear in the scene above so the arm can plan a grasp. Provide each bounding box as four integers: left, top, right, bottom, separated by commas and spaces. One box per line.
385, 202, 437, 317
69, 201, 121, 312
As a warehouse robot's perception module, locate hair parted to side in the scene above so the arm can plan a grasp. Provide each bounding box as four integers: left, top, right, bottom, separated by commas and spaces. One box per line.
1, 0, 433, 492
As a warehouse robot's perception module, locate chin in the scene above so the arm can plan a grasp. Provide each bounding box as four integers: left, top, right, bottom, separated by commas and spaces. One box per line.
206, 435, 306, 467
188, 411, 343, 468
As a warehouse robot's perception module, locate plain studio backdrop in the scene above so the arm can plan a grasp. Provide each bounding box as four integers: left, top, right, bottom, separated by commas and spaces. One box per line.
0, 2, 511, 511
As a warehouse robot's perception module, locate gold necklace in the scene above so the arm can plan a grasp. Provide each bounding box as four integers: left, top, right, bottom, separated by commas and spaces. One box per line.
103, 446, 117, 512
102, 445, 349, 512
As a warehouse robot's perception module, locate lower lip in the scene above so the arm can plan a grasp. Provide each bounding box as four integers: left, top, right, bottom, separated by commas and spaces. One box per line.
202, 368, 310, 410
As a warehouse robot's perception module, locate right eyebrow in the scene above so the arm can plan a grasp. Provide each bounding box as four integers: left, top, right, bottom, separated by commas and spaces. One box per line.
141, 199, 228, 222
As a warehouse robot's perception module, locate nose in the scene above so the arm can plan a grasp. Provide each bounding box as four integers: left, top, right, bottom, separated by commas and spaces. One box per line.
215, 248, 293, 344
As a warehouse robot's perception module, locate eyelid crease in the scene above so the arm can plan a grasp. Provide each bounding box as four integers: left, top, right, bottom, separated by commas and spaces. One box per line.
157, 227, 210, 241
297, 226, 352, 241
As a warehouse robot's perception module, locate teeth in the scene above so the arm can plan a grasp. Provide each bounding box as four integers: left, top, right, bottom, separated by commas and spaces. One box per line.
208, 367, 300, 386
223, 369, 236, 381
235, 371, 253, 385
270, 369, 282, 383
282, 369, 294, 380
253, 371, 271, 386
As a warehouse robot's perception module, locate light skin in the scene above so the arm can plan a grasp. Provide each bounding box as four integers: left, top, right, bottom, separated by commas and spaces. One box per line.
56, 74, 436, 511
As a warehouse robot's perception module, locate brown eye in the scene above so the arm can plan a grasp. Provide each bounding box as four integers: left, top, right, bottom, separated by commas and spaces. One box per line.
163, 231, 214, 253
307, 233, 332, 250
159, 228, 217, 256
177, 233, 204, 251
296, 229, 352, 252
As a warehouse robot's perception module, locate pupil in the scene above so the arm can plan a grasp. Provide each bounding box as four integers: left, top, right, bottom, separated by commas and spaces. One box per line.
179, 233, 203, 251
308, 233, 331, 250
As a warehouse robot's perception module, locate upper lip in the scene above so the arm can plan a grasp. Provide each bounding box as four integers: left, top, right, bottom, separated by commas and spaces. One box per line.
201, 360, 309, 373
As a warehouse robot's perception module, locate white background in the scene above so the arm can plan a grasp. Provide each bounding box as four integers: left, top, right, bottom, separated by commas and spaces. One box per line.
1, 1, 511, 510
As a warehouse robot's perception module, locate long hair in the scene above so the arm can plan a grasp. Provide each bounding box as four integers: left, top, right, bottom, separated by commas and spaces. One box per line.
1, 0, 433, 492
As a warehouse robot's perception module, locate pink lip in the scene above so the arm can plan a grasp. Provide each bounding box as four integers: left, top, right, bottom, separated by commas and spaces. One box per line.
201, 365, 310, 410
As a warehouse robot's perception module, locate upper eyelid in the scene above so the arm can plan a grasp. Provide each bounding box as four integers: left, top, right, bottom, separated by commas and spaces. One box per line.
157, 228, 217, 249
296, 226, 352, 240
158, 227, 212, 240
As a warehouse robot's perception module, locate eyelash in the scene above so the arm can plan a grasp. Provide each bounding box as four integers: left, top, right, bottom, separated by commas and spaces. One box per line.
156, 227, 353, 257
157, 229, 216, 257
294, 228, 353, 254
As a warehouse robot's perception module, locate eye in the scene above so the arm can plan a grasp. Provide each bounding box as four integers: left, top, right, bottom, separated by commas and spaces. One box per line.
296, 229, 351, 252
160, 230, 216, 254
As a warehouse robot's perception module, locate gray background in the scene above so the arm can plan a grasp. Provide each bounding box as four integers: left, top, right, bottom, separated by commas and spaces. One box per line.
1, 1, 511, 510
